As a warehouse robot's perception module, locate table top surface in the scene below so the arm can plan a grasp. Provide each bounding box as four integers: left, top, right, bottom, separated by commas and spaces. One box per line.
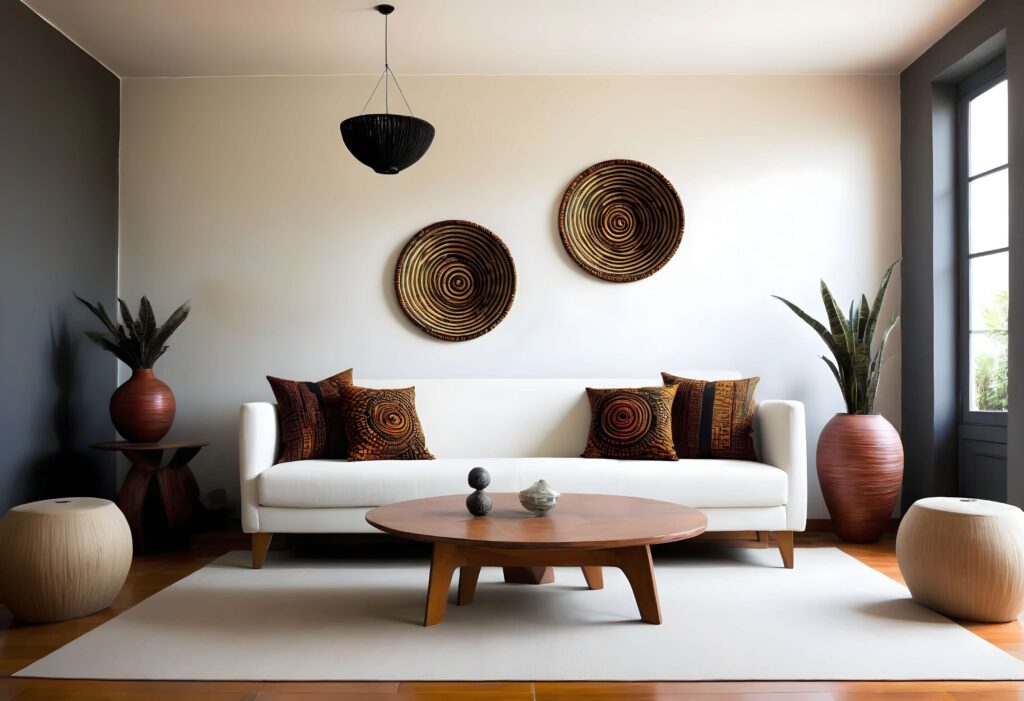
91, 441, 209, 451
365, 493, 707, 549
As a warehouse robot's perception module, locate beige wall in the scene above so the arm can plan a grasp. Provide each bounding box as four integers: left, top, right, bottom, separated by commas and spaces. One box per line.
119, 75, 901, 518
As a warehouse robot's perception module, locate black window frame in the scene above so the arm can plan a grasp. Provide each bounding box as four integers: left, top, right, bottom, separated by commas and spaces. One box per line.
957, 55, 1009, 427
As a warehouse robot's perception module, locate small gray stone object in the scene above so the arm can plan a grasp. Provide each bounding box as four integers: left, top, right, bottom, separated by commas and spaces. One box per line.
466, 467, 492, 516
466, 489, 493, 517
468, 466, 491, 490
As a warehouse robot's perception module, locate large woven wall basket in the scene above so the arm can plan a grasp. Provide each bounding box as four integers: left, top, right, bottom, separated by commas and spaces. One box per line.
559, 159, 684, 283
395, 220, 516, 342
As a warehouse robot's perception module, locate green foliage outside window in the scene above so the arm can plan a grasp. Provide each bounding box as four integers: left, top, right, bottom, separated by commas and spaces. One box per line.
974, 290, 1008, 411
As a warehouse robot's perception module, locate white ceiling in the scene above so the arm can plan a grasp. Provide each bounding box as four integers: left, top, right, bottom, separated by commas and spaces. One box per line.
24, 0, 983, 78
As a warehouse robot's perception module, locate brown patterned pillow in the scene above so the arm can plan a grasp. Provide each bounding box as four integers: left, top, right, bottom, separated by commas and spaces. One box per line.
661, 373, 759, 461
340, 385, 434, 461
267, 369, 353, 464
581, 386, 678, 460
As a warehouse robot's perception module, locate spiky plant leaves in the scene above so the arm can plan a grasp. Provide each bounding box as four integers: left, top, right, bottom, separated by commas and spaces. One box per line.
150, 301, 190, 354
118, 298, 144, 352
117, 298, 135, 331
821, 355, 849, 408
774, 261, 900, 415
150, 345, 170, 365
820, 280, 854, 355
775, 293, 853, 412
864, 261, 898, 356
139, 297, 157, 346
133, 296, 161, 366
85, 331, 138, 368
857, 295, 870, 342
866, 315, 900, 414
76, 294, 189, 370
820, 280, 858, 410
75, 294, 122, 340
771, 296, 840, 356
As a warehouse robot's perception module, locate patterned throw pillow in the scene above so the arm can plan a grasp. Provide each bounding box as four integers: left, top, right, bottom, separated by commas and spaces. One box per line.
266, 369, 353, 464
340, 385, 435, 461
661, 372, 760, 461
581, 386, 679, 460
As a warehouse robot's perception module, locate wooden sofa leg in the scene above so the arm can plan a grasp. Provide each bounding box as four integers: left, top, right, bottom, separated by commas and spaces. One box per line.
252, 533, 273, 569
774, 531, 794, 569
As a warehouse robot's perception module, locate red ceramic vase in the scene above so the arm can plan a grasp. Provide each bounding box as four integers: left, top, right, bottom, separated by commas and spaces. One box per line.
109, 368, 176, 442
816, 413, 904, 543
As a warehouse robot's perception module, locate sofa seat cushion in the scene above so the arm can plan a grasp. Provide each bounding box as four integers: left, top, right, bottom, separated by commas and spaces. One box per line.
258, 457, 787, 510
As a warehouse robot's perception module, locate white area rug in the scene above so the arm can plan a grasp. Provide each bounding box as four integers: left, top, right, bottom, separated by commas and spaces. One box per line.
16, 547, 1024, 681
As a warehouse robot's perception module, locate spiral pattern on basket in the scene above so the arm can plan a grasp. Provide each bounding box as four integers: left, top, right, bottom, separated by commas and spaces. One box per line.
395, 221, 516, 342
559, 160, 684, 283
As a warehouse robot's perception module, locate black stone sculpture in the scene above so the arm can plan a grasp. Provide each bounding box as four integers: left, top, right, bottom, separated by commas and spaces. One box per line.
466, 466, 492, 516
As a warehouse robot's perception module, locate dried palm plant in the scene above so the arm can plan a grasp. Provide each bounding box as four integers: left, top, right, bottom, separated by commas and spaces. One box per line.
75, 295, 190, 370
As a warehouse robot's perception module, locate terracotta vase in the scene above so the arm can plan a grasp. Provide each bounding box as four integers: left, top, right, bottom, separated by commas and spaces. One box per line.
109, 369, 176, 443
816, 413, 904, 543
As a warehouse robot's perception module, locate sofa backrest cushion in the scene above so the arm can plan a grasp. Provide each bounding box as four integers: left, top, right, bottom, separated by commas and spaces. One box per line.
354, 372, 740, 459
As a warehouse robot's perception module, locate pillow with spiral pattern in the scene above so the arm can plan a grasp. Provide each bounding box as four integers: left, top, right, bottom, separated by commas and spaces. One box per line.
581, 386, 679, 460
661, 372, 759, 461
340, 385, 435, 461
267, 369, 352, 464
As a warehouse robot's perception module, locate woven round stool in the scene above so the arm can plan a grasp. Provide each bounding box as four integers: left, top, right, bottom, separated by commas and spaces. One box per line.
896, 497, 1024, 623
0, 497, 132, 623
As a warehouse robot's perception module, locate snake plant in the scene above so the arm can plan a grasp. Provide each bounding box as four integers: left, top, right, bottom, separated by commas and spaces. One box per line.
75, 295, 190, 370
773, 261, 899, 415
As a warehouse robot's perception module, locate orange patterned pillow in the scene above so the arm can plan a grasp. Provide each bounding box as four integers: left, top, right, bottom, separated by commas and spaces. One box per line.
661, 373, 759, 461
340, 385, 434, 461
581, 386, 678, 460
267, 369, 353, 464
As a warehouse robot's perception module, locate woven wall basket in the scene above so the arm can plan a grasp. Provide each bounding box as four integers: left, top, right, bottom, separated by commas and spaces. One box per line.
559, 160, 684, 283
395, 220, 516, 342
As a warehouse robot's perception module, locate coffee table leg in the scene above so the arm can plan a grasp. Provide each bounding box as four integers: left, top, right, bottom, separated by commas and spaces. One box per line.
424, 543, 459, 626
457, 566, 481, 606
581, 566, 604, 590
617, 545, 662, 624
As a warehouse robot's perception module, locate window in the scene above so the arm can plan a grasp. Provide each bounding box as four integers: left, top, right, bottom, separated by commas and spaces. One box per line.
959, 63, 1008, 418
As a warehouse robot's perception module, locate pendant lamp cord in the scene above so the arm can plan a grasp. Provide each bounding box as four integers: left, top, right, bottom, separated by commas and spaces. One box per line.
359, 8, 416, 117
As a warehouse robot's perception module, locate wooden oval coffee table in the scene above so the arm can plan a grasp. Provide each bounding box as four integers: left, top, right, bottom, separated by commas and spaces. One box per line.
366, 493, 707, 626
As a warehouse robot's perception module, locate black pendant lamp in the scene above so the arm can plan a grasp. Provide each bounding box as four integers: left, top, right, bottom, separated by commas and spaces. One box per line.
340, 4, 434, 175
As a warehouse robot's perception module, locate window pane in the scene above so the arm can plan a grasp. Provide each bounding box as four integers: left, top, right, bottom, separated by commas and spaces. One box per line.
969, 169, 1009, 253
969, 252, 1009, 330
969, 80, 1008, 176
970, 331, 1008, 411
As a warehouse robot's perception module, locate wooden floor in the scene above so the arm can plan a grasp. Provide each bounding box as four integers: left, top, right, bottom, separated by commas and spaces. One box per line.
1, 528, 1022, 700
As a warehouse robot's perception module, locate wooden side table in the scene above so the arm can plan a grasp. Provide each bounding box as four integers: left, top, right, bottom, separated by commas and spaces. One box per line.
91, 441, 208, 553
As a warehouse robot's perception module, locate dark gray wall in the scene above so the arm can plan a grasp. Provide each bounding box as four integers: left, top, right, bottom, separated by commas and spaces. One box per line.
0, 0, 120, 512
900, 0, 1024, 508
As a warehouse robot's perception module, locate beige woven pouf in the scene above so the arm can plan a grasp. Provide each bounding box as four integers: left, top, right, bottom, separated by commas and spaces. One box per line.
0, 497, 133, 623
896, 497, 1024, 623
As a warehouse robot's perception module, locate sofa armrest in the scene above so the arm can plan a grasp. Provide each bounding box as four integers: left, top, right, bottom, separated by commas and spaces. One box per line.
239, 402, 279, 533
756, 400, 807, 531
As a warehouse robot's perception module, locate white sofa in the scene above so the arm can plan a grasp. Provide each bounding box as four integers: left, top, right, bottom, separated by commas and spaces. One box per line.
240, 373, 807, 568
